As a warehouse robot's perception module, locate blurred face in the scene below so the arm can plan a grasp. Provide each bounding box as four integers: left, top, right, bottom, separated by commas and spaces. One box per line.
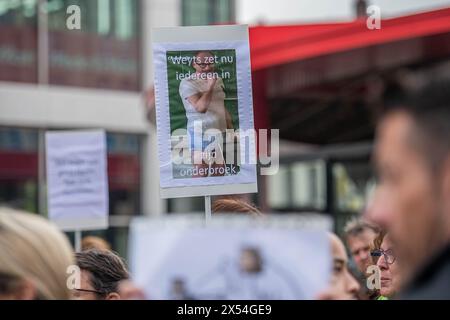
326, 234, 360, 300
0, 275, 36, 300
375, 236, 400, 297
347, 229, 377, 274
239, 249, 261, 274
367, 111, 448, 282
172, 280, 186, 295
193, 52, 215, 74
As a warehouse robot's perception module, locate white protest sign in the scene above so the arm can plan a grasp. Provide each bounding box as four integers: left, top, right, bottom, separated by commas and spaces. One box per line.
152, 25, 258, 198
129, 215, 332, 300
45, 130, 109, 231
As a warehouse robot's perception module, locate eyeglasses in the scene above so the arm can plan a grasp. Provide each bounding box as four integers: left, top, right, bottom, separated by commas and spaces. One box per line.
195, 62, 214, 68
371, 249, 396, 265
72, 288, 105, 295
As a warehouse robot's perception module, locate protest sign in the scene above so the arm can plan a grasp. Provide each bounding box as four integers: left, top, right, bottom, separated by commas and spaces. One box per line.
129, 215, 332, 300
152, 25, 257, 198
45, 130, 109, 231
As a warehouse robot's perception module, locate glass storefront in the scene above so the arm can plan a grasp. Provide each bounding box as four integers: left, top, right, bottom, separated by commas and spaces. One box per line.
0, 1, 142, 257
0, 127, 142, 257
46, 0, 140, 91
266, 145, 373, 234
0, 0, 140, 90
0, 0, 38, 83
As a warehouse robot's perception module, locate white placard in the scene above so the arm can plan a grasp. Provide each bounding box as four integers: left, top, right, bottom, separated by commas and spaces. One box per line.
45, 130, 109, 231
152, 25, 258, 198
129, 215, 332, 300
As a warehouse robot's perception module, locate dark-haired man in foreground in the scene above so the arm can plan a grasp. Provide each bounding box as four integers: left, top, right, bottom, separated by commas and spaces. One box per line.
367, 77, 450, 299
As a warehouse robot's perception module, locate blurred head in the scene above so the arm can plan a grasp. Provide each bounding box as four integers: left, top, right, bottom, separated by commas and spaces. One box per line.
368, 78, 450, 283
171, 278, 188, 297
373, 234, 400, 298
344, 218, 379, 274
172, 278, 186, 293
81, 236, 111, 252
0, 207, 74, 300
239, 247, 262, 274
213, 197, 262, 217
74, 249, 129, 300
319, 233, 360, 300
193, 51, 215, 74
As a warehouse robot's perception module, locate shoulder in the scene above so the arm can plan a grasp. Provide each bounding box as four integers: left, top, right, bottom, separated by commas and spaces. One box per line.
180, 78, 195, 88
401, 246, 450, 299
179, 79, 199, 96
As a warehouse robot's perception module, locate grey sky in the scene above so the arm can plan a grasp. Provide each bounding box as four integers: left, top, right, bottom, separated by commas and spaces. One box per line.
237, 0, 450, 24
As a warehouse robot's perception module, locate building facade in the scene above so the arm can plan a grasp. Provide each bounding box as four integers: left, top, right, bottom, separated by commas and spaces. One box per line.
0, 0, 235, 256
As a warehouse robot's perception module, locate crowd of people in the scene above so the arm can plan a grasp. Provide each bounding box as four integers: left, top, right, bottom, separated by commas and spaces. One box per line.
0, 76, 449, 300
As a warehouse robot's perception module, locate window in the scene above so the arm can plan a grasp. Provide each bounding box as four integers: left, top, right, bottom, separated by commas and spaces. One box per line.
268, 161, 325, 211
46, 0, 138, 38
182, 0, 235, 26
47, 0, 140, 91
0, 0, 38, 83
106, 133, 141, 216
333, 161, 374, 213
0, 127, 39, 212
291, 161, 326, 210
332, 160, 375, 237
0, 0, 140, 90
268, 164, 290, 209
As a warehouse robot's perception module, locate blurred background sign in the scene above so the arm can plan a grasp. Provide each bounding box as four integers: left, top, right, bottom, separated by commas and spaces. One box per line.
45, 130, 109, 231
129, 214, 331, 300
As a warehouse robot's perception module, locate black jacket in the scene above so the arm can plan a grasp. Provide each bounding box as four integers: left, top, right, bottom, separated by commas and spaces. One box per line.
400, 244, 450, 300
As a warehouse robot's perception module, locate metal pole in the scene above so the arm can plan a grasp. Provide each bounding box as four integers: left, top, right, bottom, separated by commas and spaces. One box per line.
204, 195, 211, 223
74, 230, 82, 252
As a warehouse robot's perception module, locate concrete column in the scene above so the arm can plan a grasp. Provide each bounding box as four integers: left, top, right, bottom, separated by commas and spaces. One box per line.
140, 0, 180, 216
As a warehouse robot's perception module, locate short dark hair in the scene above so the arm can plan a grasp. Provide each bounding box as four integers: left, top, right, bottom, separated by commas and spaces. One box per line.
75, 249, 129, 297
384, 77, 450, 174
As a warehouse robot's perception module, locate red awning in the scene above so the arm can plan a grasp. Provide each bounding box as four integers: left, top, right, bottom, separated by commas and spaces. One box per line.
249, 7, 450, 71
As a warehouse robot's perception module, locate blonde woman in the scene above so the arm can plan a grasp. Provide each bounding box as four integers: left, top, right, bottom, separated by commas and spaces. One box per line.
0, 207, 74, 300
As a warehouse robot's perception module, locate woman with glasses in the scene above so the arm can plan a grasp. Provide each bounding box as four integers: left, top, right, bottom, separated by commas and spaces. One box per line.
371, 232, 401, 299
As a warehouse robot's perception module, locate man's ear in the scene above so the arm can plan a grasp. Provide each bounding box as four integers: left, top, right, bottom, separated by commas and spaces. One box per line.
105, 292, 121, 300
